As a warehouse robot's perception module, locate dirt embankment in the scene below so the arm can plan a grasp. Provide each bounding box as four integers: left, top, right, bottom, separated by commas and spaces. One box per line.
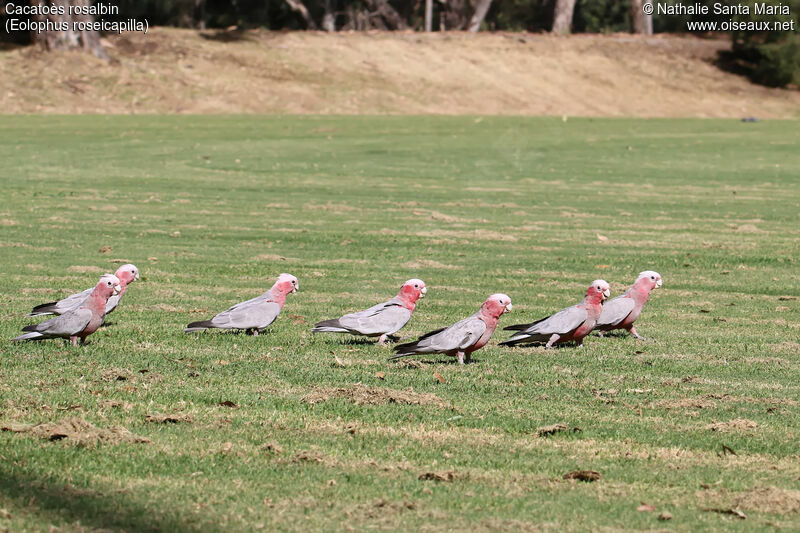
2, 28, 798, 117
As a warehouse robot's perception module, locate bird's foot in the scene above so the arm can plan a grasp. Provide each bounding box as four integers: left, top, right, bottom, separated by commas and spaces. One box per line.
457, 352, 465, 366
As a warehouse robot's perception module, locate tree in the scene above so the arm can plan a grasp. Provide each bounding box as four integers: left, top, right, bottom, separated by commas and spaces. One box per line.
284, 0, 317, 29
31, 0, 108, 59
630, 0, 653, 35
424, 0, 433, 31
321, 0, 335, 32
551, 0, 576, 34
366, 0, 408, 30
467, 0, 493, 32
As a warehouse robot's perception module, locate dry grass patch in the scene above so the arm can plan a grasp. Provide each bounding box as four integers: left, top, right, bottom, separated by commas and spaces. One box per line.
145, 413, 193, 424
66, 265, 104, 273
303, 384, 450, 408
654, 398, 716, 410
699, 487, 800, 516
401, 259, 462, 270
1, 417, 150, 446
705, 418, 759, 433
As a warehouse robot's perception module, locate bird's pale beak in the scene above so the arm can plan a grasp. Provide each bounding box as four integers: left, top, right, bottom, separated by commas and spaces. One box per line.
420, 286, 427, 297
603, 288, 610, 299
113, 284, 121, 295
656, 279, 662, 288
505, 303, 513, 313
292, 283, 299, 293
135, 272, 140, 281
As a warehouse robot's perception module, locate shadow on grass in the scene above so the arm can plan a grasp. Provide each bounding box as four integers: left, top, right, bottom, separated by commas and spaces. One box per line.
0, 464, 196, 531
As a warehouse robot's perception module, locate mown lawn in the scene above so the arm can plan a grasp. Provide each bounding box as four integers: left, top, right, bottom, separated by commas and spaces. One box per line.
0, 116, 798, 531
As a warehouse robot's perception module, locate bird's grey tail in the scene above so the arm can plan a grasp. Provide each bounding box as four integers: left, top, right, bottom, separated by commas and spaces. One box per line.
28, 301, 58, 317
184, 320, 213, 333
500, 332, 549, 346
311, 319, 348, 334
12, 332, 44, 342
499, 334, 530, 346
390, 340, 422, 359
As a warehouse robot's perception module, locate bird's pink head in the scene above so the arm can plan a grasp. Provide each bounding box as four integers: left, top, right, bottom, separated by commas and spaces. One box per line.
114, 264, 140, 286
635, 270, 662, 292
398, 278, 427, 305
482, 293, 513, 318
272, 273, 299, 296
94, 274, 122, 299
586, 280, 611, 304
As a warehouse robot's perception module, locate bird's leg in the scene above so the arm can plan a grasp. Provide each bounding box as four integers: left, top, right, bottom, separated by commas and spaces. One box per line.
378, 334, 388, 345
465, 352, 472, 364
70, 336, 79, 347
545, 334, 560, 349
629, 327, 644, 340
597, 331, 605, 338
457, 352, 465, 366
252, 329, 260, 337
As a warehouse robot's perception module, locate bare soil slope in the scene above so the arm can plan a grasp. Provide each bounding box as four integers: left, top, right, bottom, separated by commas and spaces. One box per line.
2, 28, 798, 116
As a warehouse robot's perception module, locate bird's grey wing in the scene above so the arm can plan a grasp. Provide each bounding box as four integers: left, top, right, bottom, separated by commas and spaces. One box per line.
105, 294, 122, 314
527, 305, 588, 335
339, 301, 411, 335
416, 316, 486, 353
38, 308, 93, 336
597, 297, 636, 327
211, 297, 280, 329
56, 288, 93, 313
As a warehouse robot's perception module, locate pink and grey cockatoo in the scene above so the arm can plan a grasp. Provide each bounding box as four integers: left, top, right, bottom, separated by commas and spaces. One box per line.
596, 271, 662, 339
13, 274, 121, 346
28, 264, 140, 317
185, 273, 299, 335
391, 293, 512, 365
501, 280, 610, 348
312, 279, 427, 345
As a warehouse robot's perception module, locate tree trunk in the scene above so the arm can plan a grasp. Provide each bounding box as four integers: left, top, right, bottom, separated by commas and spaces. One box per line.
630, 0, 653, 35
366, 0, 408, 30
284, 0, 318, 29
31, 0, 108, 59
551, 0, 576, 35
467, 0, 493, 32
195, 0, 206, 30
424, 0, 433, 31
321, 0, 335, 31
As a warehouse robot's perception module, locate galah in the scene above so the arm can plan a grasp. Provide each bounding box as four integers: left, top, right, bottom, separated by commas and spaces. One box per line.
185, 273, 299, 335
391, 293, 512, 365
596, 271, 662, 339
312, 279, 427, 344
28, 263, 140, 317
13, 274, 121, 346
501, 280, 610, 348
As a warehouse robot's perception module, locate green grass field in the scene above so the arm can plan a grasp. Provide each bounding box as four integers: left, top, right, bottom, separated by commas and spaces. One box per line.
1, 116, 798, 531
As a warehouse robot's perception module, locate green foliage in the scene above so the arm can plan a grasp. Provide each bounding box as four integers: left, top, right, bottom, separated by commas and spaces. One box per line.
729, 0, 800, 87
1, 116, 799, 530
573, 0, 629, 33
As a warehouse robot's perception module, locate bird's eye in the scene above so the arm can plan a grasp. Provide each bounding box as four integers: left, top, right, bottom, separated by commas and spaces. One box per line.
651, 276, 655, 280
291, 280, 296, 284
414, 284, 418, 288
